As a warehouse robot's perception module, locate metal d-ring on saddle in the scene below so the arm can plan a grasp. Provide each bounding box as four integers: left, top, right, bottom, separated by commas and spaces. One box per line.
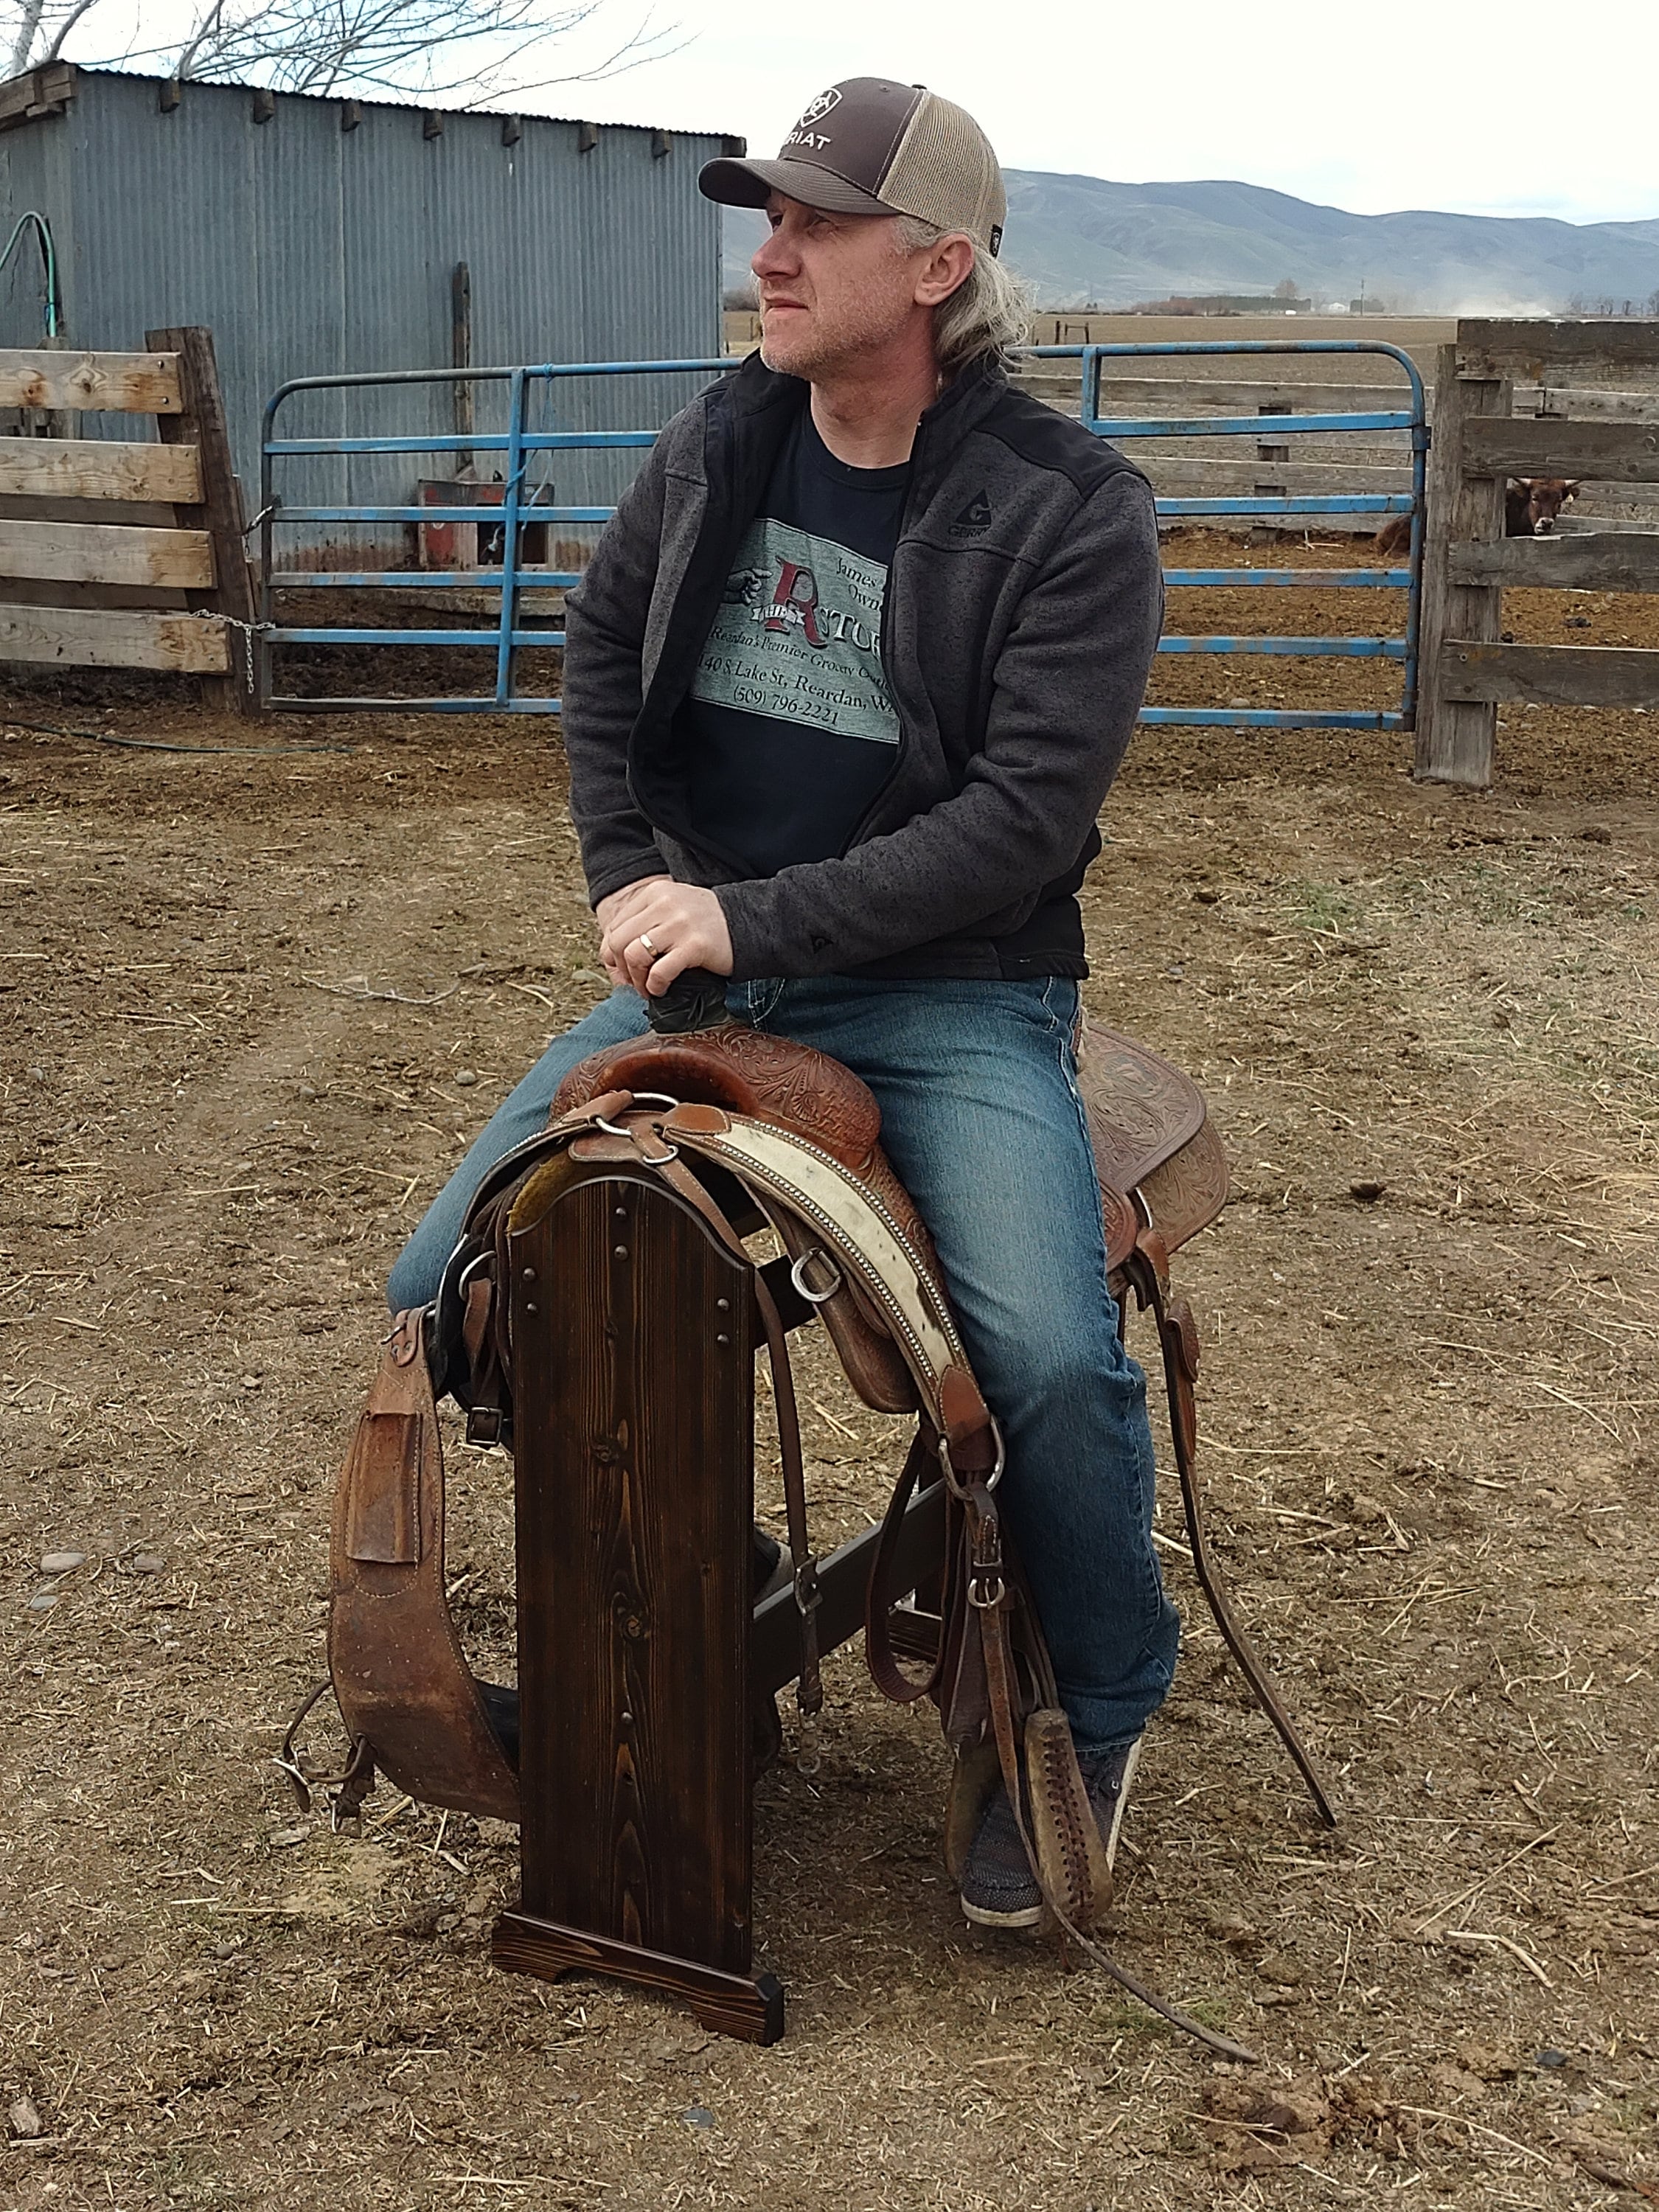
295, 968, 1332, 2053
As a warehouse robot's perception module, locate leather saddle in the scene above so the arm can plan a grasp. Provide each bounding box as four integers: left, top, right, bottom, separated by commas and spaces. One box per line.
313, 984, 1329, 1834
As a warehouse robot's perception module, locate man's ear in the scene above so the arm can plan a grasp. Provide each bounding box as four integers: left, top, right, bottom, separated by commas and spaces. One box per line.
914, 233, 976, 310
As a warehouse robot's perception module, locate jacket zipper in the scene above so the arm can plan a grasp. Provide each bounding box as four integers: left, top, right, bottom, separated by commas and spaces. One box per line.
839, 406, 931, 858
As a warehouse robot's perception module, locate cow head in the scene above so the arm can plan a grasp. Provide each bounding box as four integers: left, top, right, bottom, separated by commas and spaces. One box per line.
1522, 477, 1580, 535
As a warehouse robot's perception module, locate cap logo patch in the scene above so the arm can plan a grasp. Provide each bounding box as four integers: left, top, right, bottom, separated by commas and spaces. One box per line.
796, 87, 841, 130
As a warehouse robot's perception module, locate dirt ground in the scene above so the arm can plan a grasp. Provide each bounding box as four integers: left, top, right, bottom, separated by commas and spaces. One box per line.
3, 535, 1658, 2210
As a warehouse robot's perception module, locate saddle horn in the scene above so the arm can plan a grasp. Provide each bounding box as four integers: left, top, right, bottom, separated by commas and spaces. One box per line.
647, 965, 739, 1035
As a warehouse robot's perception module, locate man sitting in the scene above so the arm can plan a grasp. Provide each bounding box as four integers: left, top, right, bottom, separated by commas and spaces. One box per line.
389, 74, 1175, 1929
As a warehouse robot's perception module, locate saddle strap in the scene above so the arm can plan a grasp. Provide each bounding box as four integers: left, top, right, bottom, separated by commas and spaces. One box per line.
647, 1149, 824, 1717
1124, 1239, 1337, 1829
658, 1103, 999, 1465
973, 1513, 1256, 2062
327, 1312, 520, 1823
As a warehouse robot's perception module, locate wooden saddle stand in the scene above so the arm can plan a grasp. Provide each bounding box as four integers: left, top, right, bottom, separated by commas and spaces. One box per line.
290, 973, 1334, 2056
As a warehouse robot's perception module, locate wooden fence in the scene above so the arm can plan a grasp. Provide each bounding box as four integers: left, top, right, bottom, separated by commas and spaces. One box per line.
0, 325, 257, 709
1415, 319, 1659, 786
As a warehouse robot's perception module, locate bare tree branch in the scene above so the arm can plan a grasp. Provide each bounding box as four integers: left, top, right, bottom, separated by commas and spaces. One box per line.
2, 0, 684, 102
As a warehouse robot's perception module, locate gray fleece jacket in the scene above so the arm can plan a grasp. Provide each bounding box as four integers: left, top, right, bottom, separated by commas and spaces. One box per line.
561, 354, 1163, 981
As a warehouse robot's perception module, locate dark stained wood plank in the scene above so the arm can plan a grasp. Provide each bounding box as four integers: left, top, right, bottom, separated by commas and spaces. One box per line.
1439, 641, 1659, 709
1461, 417, 1659, 483
509, 1166, 757, 1980
493, 1914, 784, 2044
752, 1470, 944, 1695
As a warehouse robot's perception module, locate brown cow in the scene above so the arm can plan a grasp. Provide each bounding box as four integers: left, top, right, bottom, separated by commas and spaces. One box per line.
1371, 476, 1580, 560
1506, 476, 1579, 535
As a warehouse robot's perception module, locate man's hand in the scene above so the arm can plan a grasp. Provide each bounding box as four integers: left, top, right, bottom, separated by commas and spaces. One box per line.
594, 876, 734, 998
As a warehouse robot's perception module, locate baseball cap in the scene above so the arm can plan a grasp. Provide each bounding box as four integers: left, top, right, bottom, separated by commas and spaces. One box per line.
699, 77, 1006, 257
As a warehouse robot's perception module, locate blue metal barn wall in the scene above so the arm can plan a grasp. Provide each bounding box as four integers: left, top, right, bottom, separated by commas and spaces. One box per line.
0, 69, 725, 551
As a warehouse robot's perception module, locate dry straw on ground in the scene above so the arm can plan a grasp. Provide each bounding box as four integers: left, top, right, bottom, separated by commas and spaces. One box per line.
1, 537, 1656, 2208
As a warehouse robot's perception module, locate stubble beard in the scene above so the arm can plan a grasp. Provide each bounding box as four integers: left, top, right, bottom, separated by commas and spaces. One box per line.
759, 282, 913, 383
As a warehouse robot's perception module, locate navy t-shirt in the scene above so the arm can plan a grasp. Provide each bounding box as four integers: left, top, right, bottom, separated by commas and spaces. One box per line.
677, 409, 908, 877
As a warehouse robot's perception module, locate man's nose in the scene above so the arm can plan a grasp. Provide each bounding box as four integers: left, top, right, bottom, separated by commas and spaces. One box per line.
752, 225, 799, 280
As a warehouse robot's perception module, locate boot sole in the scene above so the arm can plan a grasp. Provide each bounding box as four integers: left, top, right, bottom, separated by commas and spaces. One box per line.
960, 1895, 1044, 1930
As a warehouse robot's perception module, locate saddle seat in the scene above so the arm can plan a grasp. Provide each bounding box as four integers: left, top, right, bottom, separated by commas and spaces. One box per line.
545, 1012, 1231, 1413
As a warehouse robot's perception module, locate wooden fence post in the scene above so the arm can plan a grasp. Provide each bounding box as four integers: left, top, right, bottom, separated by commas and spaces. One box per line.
1414, 337, 1509, 785
145, 324, 258, 714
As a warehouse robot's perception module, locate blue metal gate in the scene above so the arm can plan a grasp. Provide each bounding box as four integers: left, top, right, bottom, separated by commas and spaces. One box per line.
257, 339, 1425, 727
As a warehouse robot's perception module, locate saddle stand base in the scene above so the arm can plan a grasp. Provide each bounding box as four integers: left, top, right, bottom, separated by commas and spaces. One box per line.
493, 1910, 785, 2045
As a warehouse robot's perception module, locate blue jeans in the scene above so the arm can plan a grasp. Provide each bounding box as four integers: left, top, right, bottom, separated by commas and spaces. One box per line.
389, 976, 1180, 1749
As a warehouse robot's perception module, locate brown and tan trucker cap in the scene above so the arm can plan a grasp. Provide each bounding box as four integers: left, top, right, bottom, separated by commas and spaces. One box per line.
699, 78, 1006, 257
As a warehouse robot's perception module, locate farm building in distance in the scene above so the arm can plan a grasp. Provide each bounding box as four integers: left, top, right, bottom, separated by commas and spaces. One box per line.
0, 64, 737, 557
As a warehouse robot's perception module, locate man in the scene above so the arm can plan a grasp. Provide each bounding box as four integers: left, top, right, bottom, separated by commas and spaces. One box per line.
389, 75, 1176, 1929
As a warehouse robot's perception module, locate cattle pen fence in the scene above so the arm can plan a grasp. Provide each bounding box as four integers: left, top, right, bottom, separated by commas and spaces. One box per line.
254, 338, 1427, 736
1414, 318, 1659, 787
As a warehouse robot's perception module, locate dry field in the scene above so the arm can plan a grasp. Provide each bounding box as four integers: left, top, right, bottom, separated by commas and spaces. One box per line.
2, 539, 1658, 2209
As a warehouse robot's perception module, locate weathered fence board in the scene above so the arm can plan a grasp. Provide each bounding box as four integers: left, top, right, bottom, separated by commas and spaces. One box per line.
1016, 374, 1411, 419
148, 324, 256, 661
1461, 418, 1659, 481
1415, 344, 1509, 785
1137, 457, 1413, 495
1458, 319, 1659, 379
0, 349, 182, 414
1450, 534, 1659, 590
0, 329, 252, 705
1440, 641, 1659, 709
0, 437, 204, 504
1516, 384, 1659, 423
0, 602, 226, 672
0, 517, 215, 588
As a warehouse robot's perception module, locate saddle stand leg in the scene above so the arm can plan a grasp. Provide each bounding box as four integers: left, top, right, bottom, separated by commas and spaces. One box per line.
491, 1164, 785, 2045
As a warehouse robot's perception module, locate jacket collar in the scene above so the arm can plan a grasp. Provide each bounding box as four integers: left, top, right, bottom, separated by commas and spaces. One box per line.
720, 350, 1009, 498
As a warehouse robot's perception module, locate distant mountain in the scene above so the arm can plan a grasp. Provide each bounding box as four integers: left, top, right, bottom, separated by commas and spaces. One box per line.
723, 175, 1659, 314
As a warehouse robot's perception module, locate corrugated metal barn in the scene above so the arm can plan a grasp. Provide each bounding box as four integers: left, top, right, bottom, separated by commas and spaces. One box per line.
0, 64, 734, 552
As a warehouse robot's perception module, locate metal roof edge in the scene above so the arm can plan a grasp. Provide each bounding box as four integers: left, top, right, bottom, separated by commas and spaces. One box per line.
4, 61, 740, 144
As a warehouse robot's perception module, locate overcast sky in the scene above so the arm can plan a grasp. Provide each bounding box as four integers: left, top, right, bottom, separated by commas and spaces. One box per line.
551, 0, 1659, 229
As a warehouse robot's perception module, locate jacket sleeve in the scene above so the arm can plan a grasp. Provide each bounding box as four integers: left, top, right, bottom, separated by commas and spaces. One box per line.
714, 470, 1164, 977
560, 439, 672, 907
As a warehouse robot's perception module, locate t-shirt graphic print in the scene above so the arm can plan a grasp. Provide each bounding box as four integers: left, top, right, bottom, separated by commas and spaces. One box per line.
675, 406, 909, 882
691, 517, 900, 748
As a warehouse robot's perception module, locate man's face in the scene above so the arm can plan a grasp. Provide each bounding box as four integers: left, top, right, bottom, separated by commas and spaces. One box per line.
751, 193, 931, 378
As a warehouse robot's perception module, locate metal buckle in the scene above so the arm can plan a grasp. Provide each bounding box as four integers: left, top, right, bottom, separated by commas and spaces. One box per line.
967, 1573, 1006, 1610
937, 1414, 1006, 1498
788, 1247, 842, 1306
595, 1090, 682, 1144
793, 1557, 821, 1616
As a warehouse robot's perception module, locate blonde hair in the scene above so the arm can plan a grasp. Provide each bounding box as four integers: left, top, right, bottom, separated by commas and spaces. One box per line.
897, 215, 1031, 377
